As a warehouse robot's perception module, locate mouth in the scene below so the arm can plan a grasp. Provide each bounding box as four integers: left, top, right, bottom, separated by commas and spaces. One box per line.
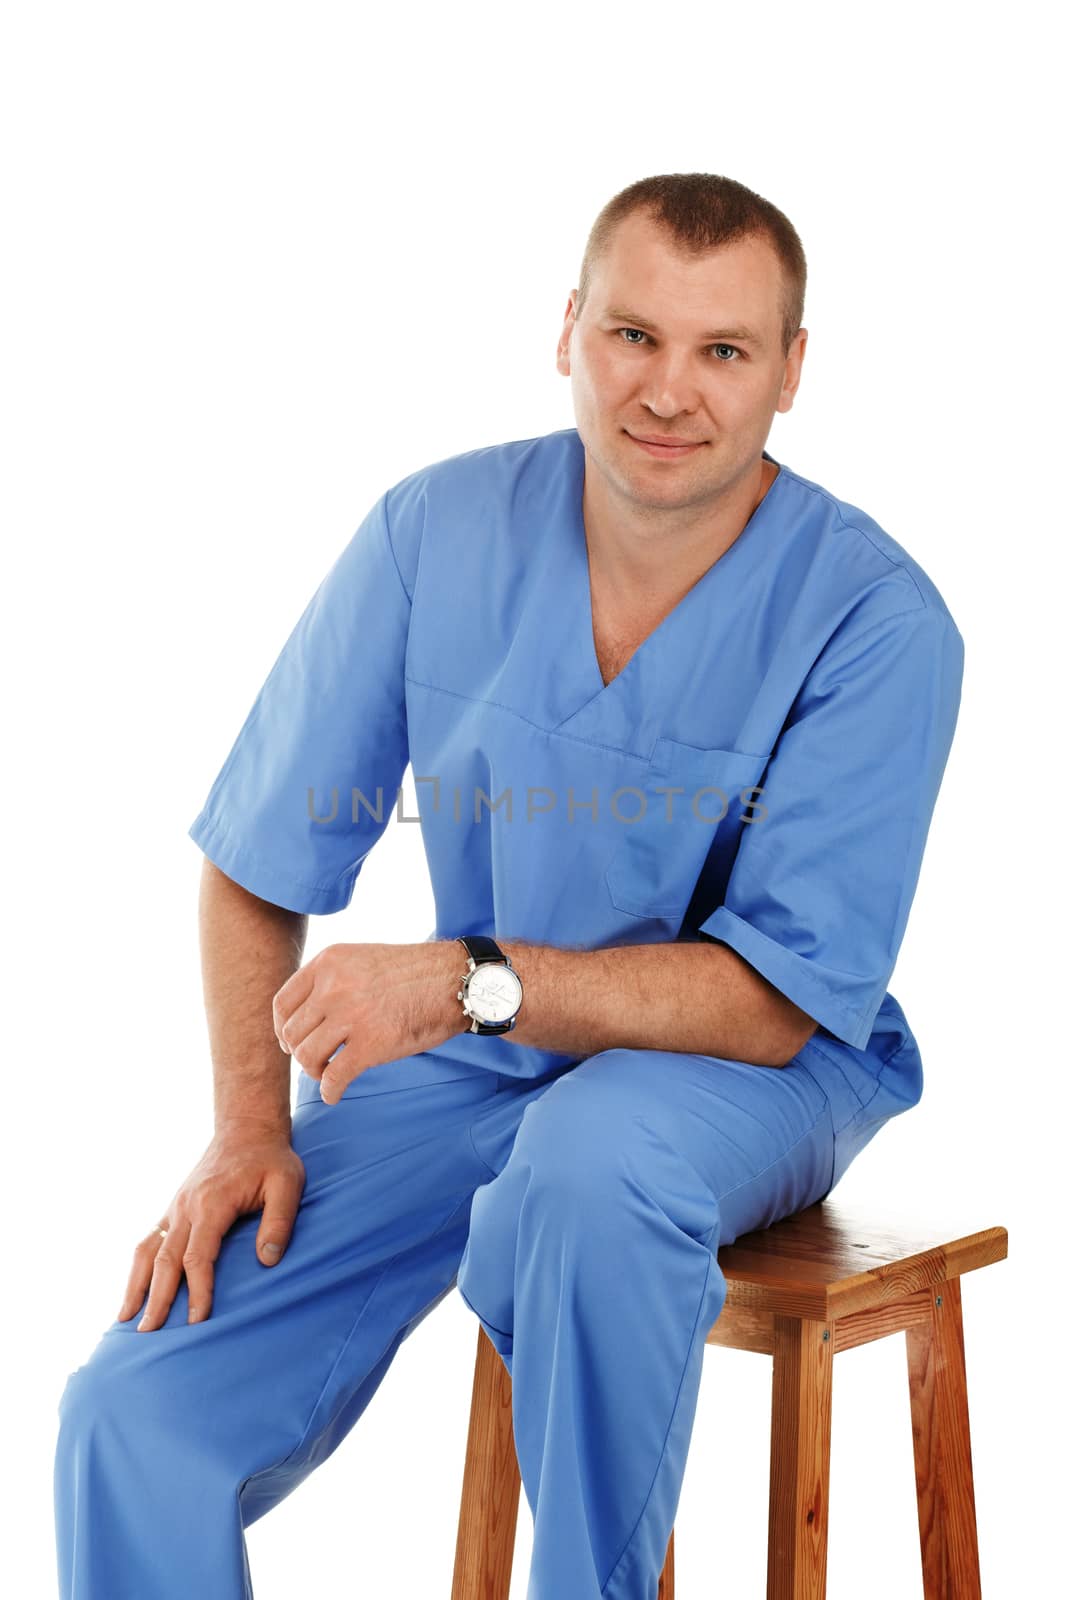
625, 431, 706, 459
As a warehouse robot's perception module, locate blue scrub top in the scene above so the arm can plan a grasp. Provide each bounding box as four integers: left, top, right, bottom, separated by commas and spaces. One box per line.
188, 427, 964, 1086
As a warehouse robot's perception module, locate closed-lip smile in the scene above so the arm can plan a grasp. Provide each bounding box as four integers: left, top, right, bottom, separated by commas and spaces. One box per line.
627, 431, 706, 451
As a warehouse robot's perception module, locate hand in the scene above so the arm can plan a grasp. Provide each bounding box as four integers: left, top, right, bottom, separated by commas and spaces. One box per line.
117, 1123, 306, 1332
272, 940, 462, 1105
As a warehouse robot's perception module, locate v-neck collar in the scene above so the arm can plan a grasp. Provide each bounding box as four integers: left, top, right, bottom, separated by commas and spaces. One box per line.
566, 433, 788, 708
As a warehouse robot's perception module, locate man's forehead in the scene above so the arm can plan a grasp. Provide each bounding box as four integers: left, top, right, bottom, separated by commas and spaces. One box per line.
592, 226, 782, 334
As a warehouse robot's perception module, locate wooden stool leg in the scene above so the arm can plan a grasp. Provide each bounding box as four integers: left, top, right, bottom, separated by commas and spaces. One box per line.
766, 1316, 833, 1599
451, 1327, 522, 1600
657, 1526, 675, 1598
451, 1328, 676, 1599
906, 1277, 983, 1598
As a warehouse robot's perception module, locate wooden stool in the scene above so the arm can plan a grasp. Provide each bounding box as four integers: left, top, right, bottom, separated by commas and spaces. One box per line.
451, 1197, 1007, 1598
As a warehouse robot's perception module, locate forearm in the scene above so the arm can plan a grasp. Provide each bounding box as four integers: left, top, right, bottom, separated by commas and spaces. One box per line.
490, 938, 817, 1067
198, 859, 309, 1134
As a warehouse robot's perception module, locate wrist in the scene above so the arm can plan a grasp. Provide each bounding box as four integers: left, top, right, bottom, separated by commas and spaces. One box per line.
414, 940, 474, 1047
213, 1113, 292, 1143
486, 939, 542, 1043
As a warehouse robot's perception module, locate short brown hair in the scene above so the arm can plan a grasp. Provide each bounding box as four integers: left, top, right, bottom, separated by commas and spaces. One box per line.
574, 173, 806, 359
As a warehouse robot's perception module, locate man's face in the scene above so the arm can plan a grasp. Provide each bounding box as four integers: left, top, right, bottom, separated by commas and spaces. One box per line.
557, 210, 806, 513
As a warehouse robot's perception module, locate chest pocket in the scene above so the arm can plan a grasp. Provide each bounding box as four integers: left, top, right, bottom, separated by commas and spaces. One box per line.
604, 738, 771, 920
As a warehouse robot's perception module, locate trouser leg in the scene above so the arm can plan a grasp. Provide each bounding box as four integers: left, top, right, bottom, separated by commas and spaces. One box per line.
457, 1046, 839, 1600
53, 1055, 500, 1599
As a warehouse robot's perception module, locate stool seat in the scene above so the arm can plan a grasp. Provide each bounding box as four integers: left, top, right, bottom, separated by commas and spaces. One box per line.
451, 1196, 1007, 1599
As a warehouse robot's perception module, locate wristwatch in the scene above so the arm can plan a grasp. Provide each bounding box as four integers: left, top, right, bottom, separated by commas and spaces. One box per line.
455, 935, 524, 1035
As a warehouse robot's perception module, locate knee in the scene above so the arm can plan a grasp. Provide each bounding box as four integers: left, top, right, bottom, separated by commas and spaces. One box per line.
58, 1356, 96, 1430
56, 1357, 106, 1480
465, 1052, 718, 1247
457, 1089, 607, 1309
473, 1066, 628, 1223
56, 1348, 130, 1449
56, 1333, 183, 1463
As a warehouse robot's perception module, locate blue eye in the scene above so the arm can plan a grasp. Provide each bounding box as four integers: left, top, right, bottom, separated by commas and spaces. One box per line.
615, 329, 742, 362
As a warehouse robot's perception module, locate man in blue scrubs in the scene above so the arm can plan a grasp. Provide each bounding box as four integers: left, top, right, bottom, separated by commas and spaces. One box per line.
55, 173, 964, 1599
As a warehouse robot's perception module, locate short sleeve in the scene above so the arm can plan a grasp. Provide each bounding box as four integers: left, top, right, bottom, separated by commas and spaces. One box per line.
697, 602, 965, 1049
187, 490, 411, 914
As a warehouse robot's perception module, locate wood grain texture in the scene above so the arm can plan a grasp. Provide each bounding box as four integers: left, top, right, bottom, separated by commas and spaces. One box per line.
906, 1277, 983, 1597
716, 1198, 1007, 1322
451, 1201, 1006, 1597
767, 1316, 834, 1599
451, 1327, 522, 1599
657, 1527, 675, 1599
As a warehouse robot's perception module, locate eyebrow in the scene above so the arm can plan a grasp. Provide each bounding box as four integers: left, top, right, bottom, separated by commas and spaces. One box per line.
604, 307, 765, 348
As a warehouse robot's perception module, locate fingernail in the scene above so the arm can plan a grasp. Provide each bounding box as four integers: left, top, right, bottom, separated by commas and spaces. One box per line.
261, 1242, 281, 1259
137, 1319, 148, 1331
188, 1307, 201, 1323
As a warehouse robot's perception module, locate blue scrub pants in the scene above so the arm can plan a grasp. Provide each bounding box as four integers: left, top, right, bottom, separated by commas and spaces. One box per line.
54, 1042, 866, 1599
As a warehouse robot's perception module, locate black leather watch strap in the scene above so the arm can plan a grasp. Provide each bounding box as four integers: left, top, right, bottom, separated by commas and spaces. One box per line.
458, 934, 508, 965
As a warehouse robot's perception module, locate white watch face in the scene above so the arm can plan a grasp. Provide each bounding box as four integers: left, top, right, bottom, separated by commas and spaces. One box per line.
467, 963, 523, 1022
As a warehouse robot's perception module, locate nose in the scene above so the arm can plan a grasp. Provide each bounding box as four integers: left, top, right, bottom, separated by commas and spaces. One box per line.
638, 349, 703, 420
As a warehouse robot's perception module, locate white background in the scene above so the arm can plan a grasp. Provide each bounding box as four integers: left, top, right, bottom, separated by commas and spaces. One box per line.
5, 2, 1059, 1595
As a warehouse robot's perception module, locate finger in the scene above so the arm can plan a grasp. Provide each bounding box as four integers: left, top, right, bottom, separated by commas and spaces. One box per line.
295, 1020, 349, 1083
321, 1041, 360, 1106
256, 1169, 305, 1266
273, 965, 316, 1051
137, 1215, 192, 1332
117, 1221, 169, 1321
278, 996, 327, 1059
182, 1215, 226, 1324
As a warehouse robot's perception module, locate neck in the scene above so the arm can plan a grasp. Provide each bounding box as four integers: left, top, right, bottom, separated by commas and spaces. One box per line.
583, 451, 777, 602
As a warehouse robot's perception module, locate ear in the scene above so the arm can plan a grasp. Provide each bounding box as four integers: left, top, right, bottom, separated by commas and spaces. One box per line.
557, 291, 578, 376
776, 327, 807, 415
